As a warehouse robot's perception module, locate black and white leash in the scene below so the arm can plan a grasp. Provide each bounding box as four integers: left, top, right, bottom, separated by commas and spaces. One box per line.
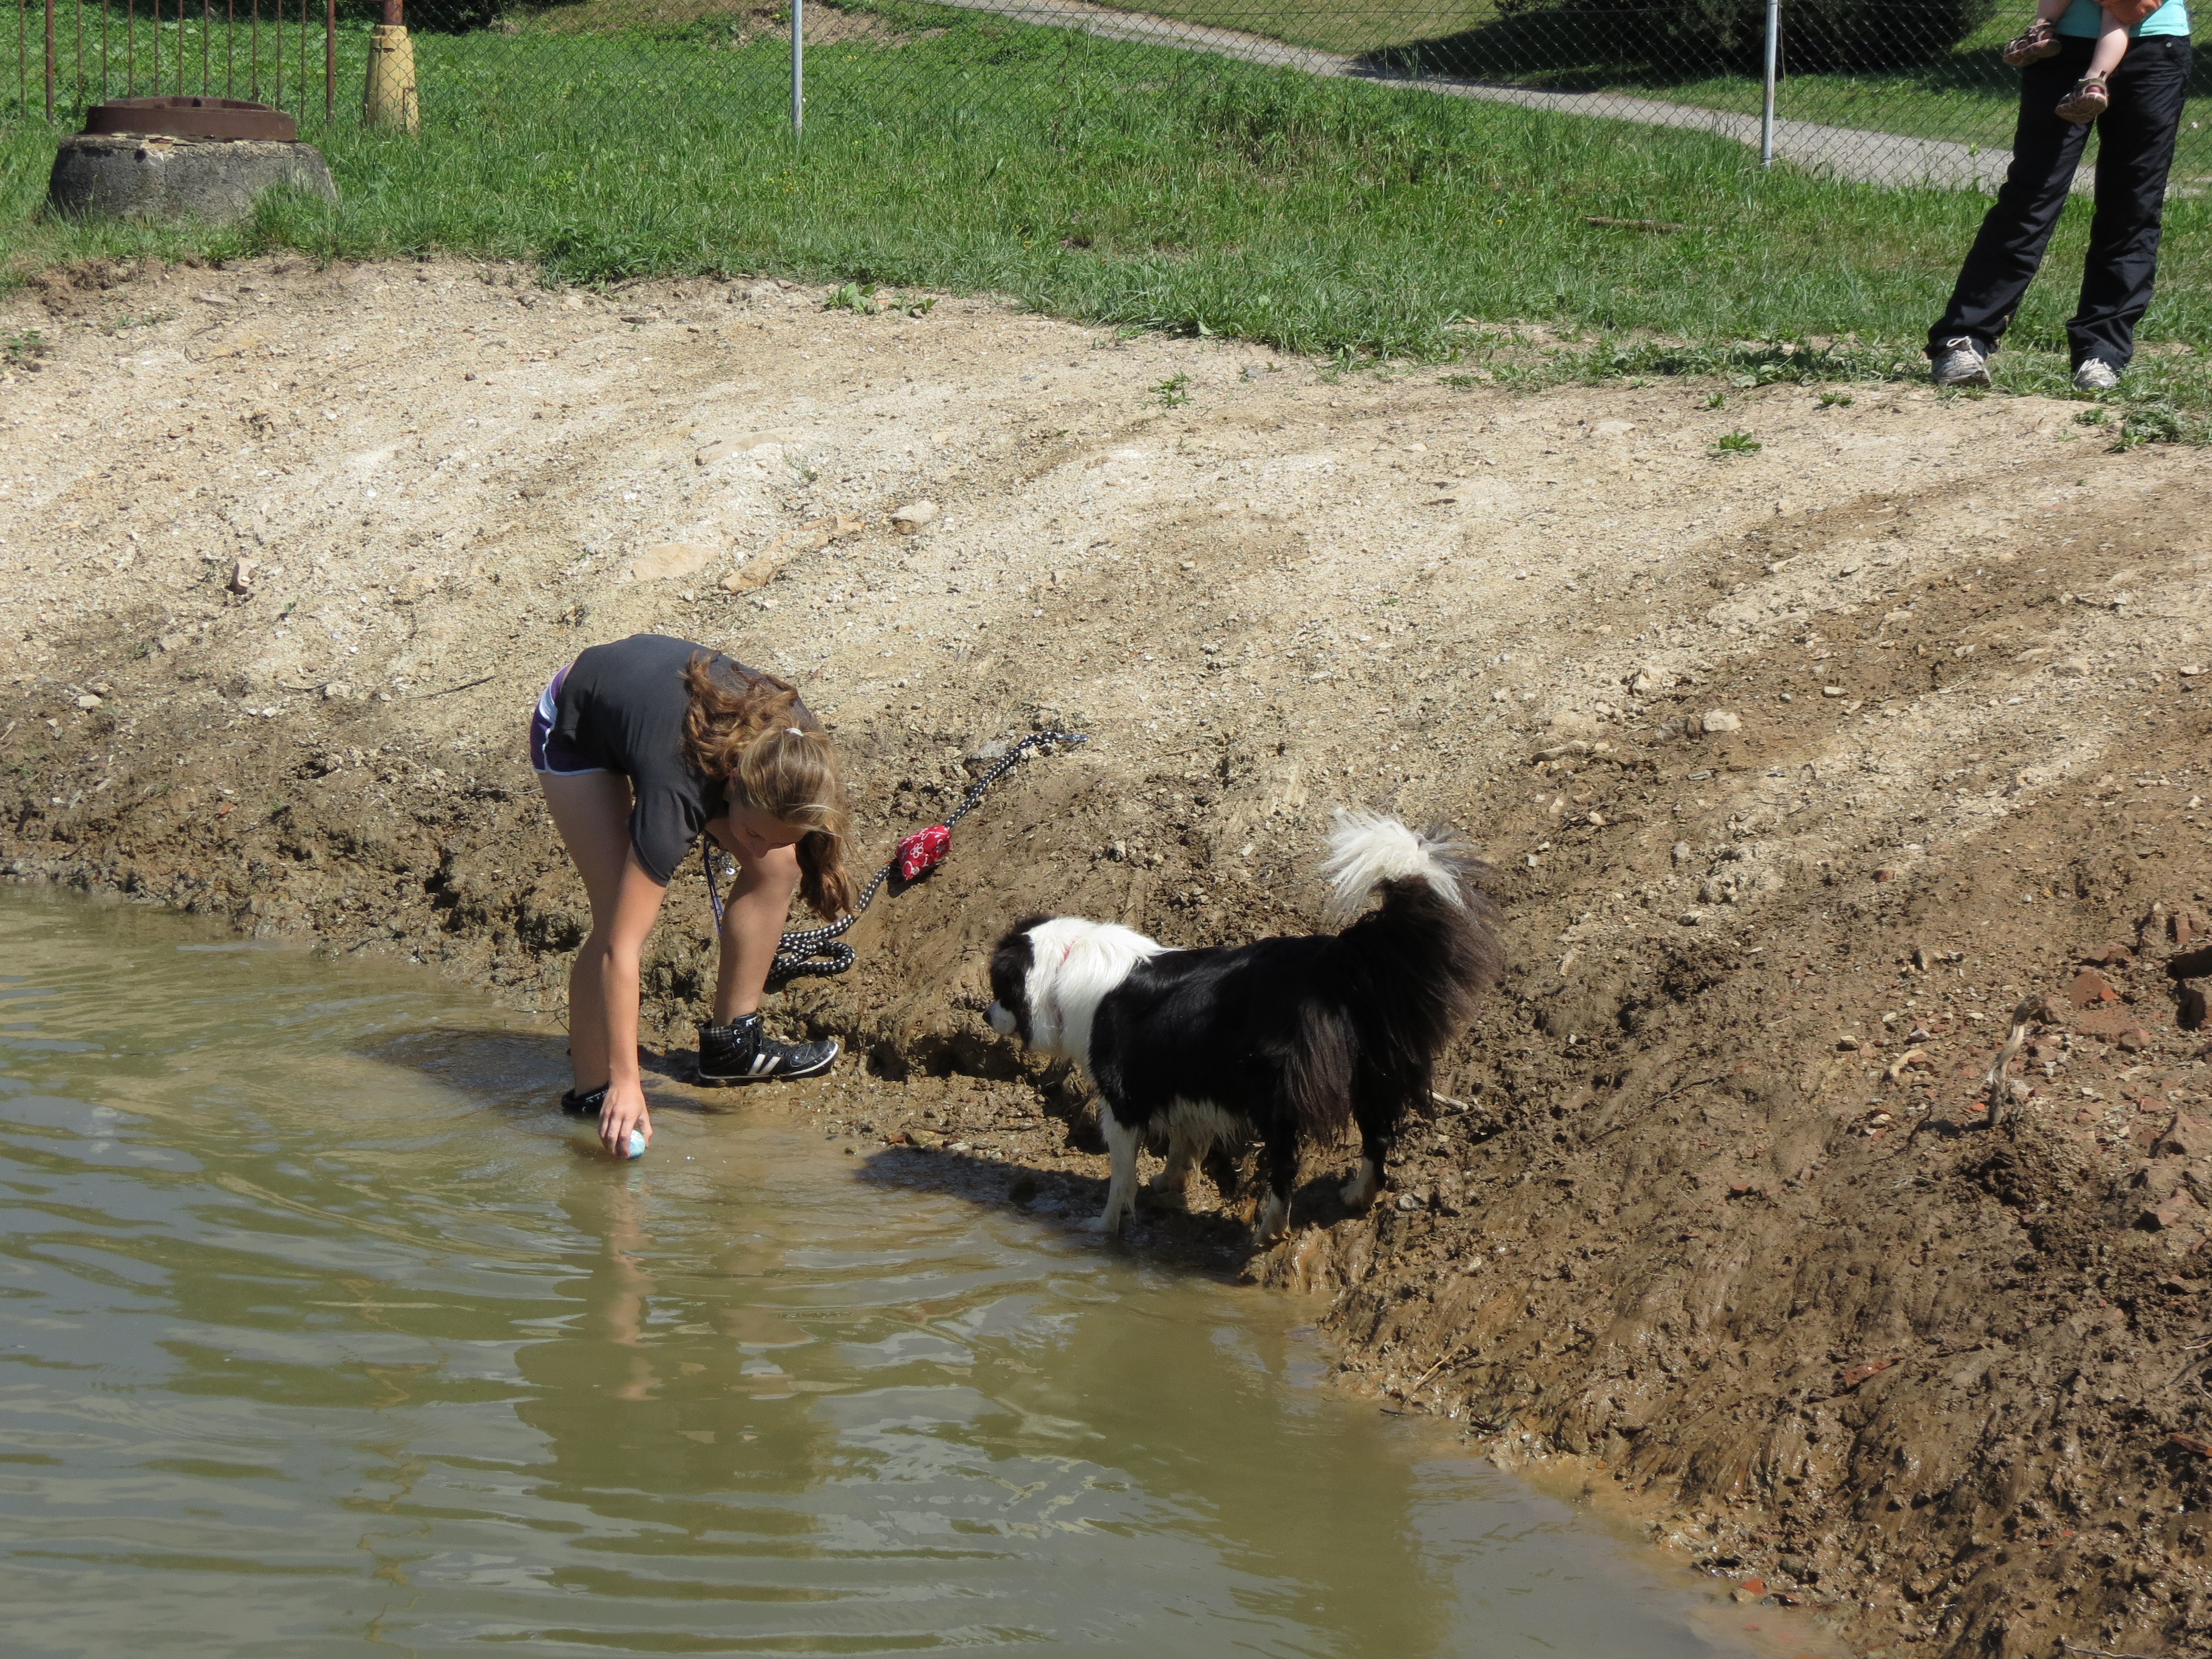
703, 731, 1088, 980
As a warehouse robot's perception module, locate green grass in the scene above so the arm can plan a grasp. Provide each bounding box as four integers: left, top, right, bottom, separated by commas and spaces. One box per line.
4, 4, 2212, 427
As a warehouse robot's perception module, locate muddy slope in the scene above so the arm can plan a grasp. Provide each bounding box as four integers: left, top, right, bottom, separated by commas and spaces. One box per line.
6, 255, 2212, 1659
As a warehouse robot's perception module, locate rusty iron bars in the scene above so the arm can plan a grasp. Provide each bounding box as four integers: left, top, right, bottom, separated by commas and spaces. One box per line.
14, 0, 335, 124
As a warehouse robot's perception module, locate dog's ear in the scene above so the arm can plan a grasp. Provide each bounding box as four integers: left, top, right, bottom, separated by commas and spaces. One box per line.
999, 913, 1053, 947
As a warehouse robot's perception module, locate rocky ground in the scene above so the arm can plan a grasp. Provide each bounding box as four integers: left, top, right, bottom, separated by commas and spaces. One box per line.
6, 252, 2212, 1659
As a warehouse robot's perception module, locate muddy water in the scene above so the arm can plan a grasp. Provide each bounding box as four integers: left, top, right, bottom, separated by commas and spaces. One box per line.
0, 890, 1809, 1658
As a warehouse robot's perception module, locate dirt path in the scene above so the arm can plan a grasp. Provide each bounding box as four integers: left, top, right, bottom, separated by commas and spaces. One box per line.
935, 0, 2025, 190
6, 254, 2212, 1659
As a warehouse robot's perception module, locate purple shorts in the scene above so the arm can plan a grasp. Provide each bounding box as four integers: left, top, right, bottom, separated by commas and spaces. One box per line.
529, 664, 606, 776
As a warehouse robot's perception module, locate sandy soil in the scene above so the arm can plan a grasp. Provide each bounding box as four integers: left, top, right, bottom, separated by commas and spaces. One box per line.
7, 252, 2212, 1659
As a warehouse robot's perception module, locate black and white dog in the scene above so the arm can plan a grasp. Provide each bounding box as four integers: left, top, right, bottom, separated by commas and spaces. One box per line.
985, 812, 1502, 1241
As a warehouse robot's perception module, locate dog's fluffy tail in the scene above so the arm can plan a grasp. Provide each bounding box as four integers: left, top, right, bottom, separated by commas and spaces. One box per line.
1320, 811, 1475, 926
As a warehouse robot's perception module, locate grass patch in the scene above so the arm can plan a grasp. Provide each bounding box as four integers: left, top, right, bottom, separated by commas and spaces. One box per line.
2, 4, 2210, 421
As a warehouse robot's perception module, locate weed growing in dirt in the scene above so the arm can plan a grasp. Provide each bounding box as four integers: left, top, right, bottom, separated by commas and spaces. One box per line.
823, 280, 883, 314
1154, 372, 1192, 408
1712, 429, 1762, 453
2, 326, 45, 366
1819, 389, 1855, 407
3, 8, 2210, 421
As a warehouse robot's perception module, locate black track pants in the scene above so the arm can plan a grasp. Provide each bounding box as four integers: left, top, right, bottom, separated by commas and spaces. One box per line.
1928, 34, 2192, 373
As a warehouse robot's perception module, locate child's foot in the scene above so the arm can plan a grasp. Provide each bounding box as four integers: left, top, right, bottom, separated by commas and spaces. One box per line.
2001, 19, 2061, 67
697, 1012, 839, 1083
2057, 74, 2111, 123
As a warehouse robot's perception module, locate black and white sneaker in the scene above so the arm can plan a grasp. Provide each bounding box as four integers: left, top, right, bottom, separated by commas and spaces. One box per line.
697, 1013, 839, 1084
560, 1084, 609, 1115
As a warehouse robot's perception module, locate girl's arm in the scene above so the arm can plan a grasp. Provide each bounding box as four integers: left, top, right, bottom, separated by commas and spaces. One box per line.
596, 848, 670, 1156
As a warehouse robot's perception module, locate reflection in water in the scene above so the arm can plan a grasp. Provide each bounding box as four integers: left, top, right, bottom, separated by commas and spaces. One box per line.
0, 889, 1809, 1658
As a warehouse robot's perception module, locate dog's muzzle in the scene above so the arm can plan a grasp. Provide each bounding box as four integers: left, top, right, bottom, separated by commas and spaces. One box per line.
985, 1002, 1016, 1037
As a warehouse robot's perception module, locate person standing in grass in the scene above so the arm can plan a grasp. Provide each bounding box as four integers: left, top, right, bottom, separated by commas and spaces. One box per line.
530, 634, 854, 1156
1928, 0, 2192, 393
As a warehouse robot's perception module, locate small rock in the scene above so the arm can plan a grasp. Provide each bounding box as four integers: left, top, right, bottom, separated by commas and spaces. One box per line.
2180, 984, 2208, 1032
906, 1129, 943, 1152
74, 692, 102, 711
2070, 968, 2119, 1008
1589, 419, 1635, 438
1874, 867, 1898, 883
890, 500, 940, 533
2155, 1114, 2212, 1159
229, 557, 256, 594
2172, 906, 2212, 947
1701, 709, 1742, 734
321, 682, 353, 702
1839, 1356, 1895, 1390
1671, 841, 1694, 868
1836, 1035, 1861, 1051
1395, 1191, 1425, 1211
2084, 943, 2135, 967
193, 291, 234, 307
2142, 1191, 2200, 1232
1630, 666, 1673, 696
2117, 1028, 2151, 1054
1820, 685, 1844, 698
630, 541, 717, 583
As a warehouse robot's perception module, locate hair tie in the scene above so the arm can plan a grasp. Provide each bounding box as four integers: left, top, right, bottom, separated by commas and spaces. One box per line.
786, 726, 805, 737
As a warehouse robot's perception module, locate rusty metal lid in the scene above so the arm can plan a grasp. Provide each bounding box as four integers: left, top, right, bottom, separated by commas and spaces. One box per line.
82, 96, 298, 142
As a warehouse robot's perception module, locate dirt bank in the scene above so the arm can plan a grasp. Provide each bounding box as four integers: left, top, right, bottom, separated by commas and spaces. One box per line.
6, 254, 2212, 1659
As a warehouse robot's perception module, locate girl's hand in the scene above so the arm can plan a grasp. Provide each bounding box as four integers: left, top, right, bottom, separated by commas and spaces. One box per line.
598, 1081, 651, 1157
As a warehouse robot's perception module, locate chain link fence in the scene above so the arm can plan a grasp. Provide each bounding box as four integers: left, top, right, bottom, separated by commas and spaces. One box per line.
7, 0, 2208, 187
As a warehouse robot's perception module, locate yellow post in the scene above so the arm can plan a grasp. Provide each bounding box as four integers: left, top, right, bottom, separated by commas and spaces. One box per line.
363, 23, 418, 132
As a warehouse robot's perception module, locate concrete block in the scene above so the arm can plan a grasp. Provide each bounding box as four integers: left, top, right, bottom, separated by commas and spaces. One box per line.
47, 133, 337, 225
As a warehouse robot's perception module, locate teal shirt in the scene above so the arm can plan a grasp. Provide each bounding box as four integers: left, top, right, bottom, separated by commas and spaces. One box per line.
2058, 0, 2191, 35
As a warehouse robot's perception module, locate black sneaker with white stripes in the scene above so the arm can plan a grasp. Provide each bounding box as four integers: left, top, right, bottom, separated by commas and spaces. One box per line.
697, 1013, 839, 1084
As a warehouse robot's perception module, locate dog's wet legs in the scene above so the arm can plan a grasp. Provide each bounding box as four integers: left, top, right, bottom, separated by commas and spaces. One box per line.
1145, 1134, 1198, 1210
1340, 1126, 1390, 1211
1093, 1103, 1140, 1237
1253, 1126, 1300, 1244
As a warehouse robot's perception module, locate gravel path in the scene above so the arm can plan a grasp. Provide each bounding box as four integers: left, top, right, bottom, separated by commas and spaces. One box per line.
936, 0, 2051, 192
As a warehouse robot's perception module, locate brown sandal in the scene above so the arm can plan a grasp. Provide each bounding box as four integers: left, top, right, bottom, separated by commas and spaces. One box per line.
2002, 18, 2061, 67
2057, 73, 2111, 123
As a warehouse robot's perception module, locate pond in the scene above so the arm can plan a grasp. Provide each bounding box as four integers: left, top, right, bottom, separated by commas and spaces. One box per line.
0, 888, 1827, 1657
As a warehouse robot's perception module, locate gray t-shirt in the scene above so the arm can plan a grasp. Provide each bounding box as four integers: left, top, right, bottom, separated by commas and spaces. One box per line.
550, 634, 817, 885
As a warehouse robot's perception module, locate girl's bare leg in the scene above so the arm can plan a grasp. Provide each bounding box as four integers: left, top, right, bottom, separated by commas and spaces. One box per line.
711, 842, 802, 1022
539, 771, 637, 1092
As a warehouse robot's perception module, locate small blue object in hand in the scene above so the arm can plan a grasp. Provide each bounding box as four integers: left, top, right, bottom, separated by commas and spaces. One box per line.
626, 1129, 646, 1160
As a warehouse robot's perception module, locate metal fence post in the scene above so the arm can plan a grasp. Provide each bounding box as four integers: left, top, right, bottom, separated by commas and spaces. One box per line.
790, 0, 803, 139
43, 0, 53, 118
1760, 0, 1779, 166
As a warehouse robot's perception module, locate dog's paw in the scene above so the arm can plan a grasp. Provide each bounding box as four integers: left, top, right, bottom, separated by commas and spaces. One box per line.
1251, 1194, 1290, 1245
1339, 1160, 1381, 1211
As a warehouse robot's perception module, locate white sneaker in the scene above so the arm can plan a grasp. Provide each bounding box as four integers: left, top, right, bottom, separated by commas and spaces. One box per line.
1931, 337, 1991, 388
2072, 358, 2120, 393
